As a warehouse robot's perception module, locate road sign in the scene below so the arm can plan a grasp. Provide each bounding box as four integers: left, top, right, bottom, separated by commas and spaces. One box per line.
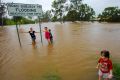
7, 3, 43, 17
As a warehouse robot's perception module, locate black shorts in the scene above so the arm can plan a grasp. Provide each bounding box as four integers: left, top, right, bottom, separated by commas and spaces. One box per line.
31, 37, 36, 41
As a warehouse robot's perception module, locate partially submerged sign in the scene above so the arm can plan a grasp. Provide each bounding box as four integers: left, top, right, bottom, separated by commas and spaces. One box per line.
7, 3, 43, 17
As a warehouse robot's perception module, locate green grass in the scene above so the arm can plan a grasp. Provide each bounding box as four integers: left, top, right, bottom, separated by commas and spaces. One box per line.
42, 74, 61, 80
41, 72, 61, 80
27, 72, 61, 80
113, 63, 120, 80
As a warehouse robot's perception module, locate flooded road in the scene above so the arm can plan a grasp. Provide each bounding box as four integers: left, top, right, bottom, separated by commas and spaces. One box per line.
0, 22, 120, 80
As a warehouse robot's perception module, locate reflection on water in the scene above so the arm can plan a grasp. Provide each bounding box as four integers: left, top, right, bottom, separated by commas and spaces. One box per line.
0, 22, 120, 80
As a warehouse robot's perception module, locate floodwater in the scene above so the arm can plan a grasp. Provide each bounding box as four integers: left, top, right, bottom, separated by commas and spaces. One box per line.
0, 22, 120, 80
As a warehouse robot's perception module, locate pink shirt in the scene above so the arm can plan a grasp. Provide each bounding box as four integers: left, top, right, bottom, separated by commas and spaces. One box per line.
45, 31, 50, 39
98, 58, 113, 73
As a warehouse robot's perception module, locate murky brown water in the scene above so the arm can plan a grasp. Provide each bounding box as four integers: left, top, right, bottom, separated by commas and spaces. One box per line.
0, 22, 120, 80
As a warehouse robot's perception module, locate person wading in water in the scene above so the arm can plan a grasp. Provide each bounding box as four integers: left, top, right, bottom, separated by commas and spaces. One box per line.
29, 28, 36, 45
43, 27, 51, 44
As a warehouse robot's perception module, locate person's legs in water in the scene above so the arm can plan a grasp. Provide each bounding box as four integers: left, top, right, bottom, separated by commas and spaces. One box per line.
99, 75, 102, 80
47, 39, 51, 44
32, 37, 36, 45
46, 36, 51, 44
104, 78, 109, 80
50, 38, 53, 44
99, 76, 101, 80
98, 70, 102, 80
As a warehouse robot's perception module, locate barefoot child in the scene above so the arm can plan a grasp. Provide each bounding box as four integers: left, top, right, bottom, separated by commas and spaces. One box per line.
97, 50, 113, 80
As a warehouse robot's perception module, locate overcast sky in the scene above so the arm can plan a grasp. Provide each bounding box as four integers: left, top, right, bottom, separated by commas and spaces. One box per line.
3, 0, 120, 15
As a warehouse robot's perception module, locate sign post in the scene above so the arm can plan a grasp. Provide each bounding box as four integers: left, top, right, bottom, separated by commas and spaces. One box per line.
38, 17, 43, 44
7, 3, 43, 46
15, 17, 22, 47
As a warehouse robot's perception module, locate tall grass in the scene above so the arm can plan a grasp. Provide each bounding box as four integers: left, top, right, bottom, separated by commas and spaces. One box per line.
113, 63, 120, 80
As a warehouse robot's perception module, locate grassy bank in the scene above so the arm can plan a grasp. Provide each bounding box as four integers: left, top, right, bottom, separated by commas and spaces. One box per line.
113, 63, 120, 80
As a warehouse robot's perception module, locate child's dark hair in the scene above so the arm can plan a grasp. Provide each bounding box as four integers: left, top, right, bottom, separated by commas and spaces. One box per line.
101, 50, 106, 56
101, 50, 110, 58
49, 29, 51, 32
104, 51, 110, 58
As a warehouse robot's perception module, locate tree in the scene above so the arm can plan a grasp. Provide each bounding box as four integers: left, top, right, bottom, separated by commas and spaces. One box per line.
0, 4, 6, 26
42, 10, 52, 22
66, 10, 78, 22
98, 7, 120, 22
51, 0, 95, 22
69, 0, 82, 11
52, 0, 67, 23
65, 4, 95, 21
78, 4, 95, 21
52, 16, 57, 22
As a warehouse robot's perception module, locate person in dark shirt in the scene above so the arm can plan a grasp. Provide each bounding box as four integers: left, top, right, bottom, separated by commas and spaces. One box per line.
29, 28, 36, 44
49, 29, 53, 44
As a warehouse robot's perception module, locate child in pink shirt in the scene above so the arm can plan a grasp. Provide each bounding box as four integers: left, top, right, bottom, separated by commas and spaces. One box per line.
44, 27, 51, 44
97, 50, 113, 80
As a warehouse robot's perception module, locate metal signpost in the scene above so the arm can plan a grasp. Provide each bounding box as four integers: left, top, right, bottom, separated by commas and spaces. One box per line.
38, 17, 43, 44
7, 3, 43, 46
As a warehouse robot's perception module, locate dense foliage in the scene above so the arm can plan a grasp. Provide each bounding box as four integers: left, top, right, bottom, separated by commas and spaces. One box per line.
0, 4, 6, 26
51, 0, 95, 22
98, 7, 120, 22
51, 0, 67, 22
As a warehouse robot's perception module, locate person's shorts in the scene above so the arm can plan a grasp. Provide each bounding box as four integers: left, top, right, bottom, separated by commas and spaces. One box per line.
32, 37, 36, 41
98, 69, 109, 78
45, 36, 50, 40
